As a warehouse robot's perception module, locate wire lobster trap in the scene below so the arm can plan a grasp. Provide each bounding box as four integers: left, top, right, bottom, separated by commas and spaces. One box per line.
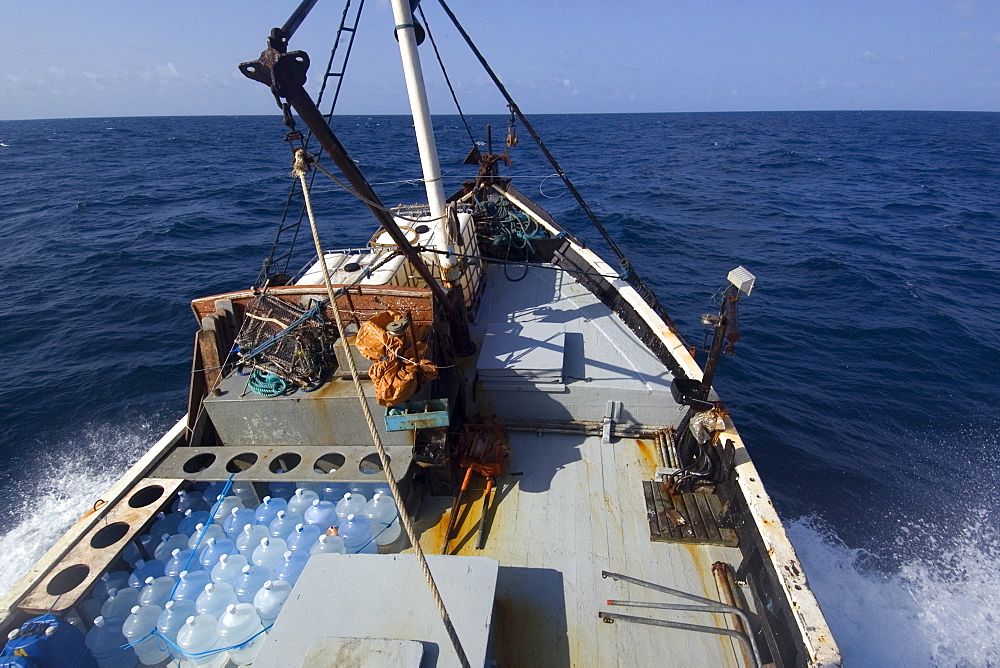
237, 294, 336, 389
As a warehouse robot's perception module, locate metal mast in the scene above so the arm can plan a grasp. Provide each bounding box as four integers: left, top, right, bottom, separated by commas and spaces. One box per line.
389, 0, 455, 272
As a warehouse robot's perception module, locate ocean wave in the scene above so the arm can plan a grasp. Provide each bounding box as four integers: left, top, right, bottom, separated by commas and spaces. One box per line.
788, 513, 1000, 665
0, 419, 168, 598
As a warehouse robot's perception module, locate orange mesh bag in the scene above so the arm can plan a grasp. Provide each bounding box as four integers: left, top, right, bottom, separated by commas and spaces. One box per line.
355, 311, 438, 406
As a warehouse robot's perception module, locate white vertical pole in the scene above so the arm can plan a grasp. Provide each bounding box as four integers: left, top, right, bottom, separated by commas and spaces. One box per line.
389, 0, 455, 271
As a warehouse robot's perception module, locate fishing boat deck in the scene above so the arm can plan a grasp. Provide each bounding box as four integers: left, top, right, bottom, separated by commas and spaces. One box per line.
412, 431, 745, 667
401, 263, 748, 666
469, 263, 685, 428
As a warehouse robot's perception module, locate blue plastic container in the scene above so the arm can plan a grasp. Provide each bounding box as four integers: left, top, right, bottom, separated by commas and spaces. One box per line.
1, 615, 96, 668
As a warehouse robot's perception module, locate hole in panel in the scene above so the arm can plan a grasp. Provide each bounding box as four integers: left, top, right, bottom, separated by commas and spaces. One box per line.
91, 522, 130, 549
314, 453, 346, 474
183, 453, 216, 474
226, 453, 259, 473
128, 485, 165, 508
359, 453, 388, 475
46, 564, 90, 596
269, 453, 301, 474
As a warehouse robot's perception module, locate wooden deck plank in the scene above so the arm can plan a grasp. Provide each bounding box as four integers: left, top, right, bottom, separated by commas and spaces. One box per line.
696, 492, 724, 544
680, 492, 709, 541
643, 481, 661, 538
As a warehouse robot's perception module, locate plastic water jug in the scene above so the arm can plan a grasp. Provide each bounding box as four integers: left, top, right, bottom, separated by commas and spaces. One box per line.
177, 509, 210, 536
150, 511, 182, 538
267, 480, 296, 500
349, 482, 372, 499
340, 514, 378, 554
310, 533, 347, 555
252, 580, 293, 625
211, 495, 244, 525
122, 541, 143, 568
321, 482, 350, 502
84, 615, 136, 668
217, 603, 266, 665
196, 582, 238, 619
78, 597, 103, 627
122, 604, 168, 665
254, 496, 288, 526
268, 510, 303, 540
138, 575, 176, 608
93, 571, 129, 604
272, 550, 310, 586
229, 481, 259, 509
365, 491, 402, 546
210, 553, 248, 586
172, 489, 205, 514
188, 523, 226, 551
235, 524, 270, 560
252, 536, 287, 570
286, 523, 321, 552
222, 507, 256, 540
175, 614, 228, 668
127, 559, 165, 589
286, 489, 319, 516
297, 482, 325, 496
198, 481, 226, 505
99, 587, 139, 622
156, 599, 197, 646
303, 499, 338, 533
164, 548, 201, 578
153, 533, 190, 562
172, 570, 212, 603
198, 537, 237, 570
335, 493, 367, 526
233, 565, 271, 603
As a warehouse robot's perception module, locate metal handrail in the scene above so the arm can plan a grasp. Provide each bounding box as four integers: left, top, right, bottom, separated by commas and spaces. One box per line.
601, 570, 762, 668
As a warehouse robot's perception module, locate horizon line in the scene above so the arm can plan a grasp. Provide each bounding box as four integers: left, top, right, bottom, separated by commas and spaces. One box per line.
4, 109, 999, 123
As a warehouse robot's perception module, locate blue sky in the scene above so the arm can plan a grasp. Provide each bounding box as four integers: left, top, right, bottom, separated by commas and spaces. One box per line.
3, 0, 999, 120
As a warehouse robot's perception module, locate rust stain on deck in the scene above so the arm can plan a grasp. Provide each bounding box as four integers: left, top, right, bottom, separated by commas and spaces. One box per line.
635, 439, 659, 477
423, 488, 491, 556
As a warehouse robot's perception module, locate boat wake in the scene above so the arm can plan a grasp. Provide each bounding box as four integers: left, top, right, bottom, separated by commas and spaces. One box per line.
788, 513, 1000, 665
0, 422, 155, 599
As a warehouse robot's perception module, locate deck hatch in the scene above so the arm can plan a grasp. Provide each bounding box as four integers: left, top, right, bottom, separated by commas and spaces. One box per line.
642, 480, 738, 546
478, 322, 565, 385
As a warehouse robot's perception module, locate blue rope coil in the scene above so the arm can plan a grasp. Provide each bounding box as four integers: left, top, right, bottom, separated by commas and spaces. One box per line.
480, 199, 547, 253
249, 369, 290, 397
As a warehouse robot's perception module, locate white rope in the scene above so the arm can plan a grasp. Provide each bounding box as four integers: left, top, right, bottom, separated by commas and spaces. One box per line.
292, 149, 471, 668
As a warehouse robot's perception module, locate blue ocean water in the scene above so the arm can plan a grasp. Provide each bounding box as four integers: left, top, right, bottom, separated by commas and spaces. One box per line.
1, 112, 998, 663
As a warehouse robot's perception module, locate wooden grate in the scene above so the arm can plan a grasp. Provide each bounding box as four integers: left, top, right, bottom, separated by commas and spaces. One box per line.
643, 480, 738, 547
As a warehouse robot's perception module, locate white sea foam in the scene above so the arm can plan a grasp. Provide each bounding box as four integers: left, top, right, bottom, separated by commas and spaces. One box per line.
0, 423, 153, 598
788, 514, 1000, 666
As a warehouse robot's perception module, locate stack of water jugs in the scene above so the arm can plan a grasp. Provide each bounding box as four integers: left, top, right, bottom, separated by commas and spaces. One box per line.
81, 480, 401, 666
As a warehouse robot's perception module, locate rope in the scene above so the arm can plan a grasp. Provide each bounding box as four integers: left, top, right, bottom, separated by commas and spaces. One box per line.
292, 149, 471, 668
309, 157, 449, 224
416, 5, 478, 154
249, 368, 291, 397
434, 0, 632, 272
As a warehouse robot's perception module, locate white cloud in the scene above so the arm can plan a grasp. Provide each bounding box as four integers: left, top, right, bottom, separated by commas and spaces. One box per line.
862, 50, 907, 64
156, 63, 180, 81
955, 0, 976, 18
552, 76, 578, 95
